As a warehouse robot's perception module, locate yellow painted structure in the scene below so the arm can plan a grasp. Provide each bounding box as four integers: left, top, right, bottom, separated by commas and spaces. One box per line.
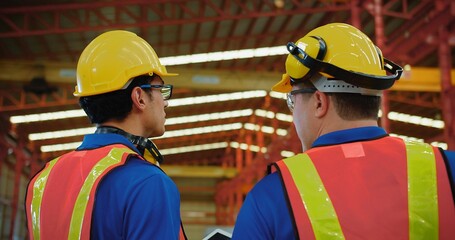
0, 61, 453, 92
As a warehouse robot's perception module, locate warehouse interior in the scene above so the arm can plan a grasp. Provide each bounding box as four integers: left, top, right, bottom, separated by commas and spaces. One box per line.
0, 0, 454, 239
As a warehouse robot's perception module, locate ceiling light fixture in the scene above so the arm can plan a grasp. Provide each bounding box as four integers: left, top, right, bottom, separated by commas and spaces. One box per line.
10, 90, 267, 124
160, 46, 287, 66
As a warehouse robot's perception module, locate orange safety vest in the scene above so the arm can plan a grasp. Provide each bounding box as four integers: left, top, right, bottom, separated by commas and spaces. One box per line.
271, 137, 455, 240
25, 144, 187, 240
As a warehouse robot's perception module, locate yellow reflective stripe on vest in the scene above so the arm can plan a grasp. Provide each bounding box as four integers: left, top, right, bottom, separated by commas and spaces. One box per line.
69, 147, 135, 239
284, 154, 345, 239
406, 141, 438, 239
30, 157, 60, 240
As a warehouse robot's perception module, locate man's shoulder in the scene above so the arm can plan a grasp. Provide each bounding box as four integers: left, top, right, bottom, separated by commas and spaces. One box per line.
248, 171, 283, 198
96, 157, 178, 202
111, 157, 170, 180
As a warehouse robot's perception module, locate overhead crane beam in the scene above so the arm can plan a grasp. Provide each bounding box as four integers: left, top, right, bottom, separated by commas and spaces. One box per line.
0, 60, 454, 93
0, 62, 453, 112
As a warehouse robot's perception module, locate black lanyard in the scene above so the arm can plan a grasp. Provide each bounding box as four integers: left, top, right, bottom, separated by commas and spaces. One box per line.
95, 126, 164, 164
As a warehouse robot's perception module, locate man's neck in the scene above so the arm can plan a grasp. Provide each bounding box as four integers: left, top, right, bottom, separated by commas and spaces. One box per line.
320, 119, 379, 139
98, 119, 145, 137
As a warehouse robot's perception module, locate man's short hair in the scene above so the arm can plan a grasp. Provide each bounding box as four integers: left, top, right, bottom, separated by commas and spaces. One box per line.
79, 75, 152, 124
328, 93, 381, 120
297, 77, 381, 121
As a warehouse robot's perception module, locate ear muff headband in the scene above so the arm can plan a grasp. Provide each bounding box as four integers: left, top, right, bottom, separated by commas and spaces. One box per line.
287, 42, 403, 90
312, 36, 327, 61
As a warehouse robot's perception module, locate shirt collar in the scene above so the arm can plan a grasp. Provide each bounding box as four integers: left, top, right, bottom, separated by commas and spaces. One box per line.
77, 133, 141, 155
312, 126, 388, 148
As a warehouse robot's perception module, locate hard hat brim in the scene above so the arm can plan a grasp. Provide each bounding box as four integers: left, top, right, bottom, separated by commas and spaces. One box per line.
271, 74, 292, 93
159, 73, 179, 77
151, 71, 179, 77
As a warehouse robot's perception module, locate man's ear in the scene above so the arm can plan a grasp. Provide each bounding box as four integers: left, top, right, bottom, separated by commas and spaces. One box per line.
313, 91, 329, 118
131, 87, 146, 111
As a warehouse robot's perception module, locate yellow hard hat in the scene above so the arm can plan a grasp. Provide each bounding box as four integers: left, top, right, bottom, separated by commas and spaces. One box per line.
74, 30, 177, 97
272, 23, 402, 93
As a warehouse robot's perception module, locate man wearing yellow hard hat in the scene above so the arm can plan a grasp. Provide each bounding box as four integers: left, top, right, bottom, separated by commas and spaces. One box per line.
25, 30, 187, 239
233, 23, 455, 239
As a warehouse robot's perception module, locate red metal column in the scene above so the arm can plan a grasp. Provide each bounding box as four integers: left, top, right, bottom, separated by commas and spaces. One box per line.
0, 117, 11, 182
0, 146, 5, 182
245, 132, 252, 166
438, 27, 455, 150
9, 143, 25, 240
235, 143, 243, 173
221, 146, 231, 168
235, 187, 242, 221
227, 183, 235, 225
30, 146, 41, 178
373, 0, 390, 132
350, 0, 361, 28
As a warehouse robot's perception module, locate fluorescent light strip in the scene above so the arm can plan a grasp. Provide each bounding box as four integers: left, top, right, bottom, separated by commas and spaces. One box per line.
157, 123, 243, 139
276, 113, 293, 122
255, 109, 293, 122
230, 142, 267, 153
387, 111, 444, 129
255, 109, 275, 119
168, 90, 267, 107
10, 109, 86, 124
41, 142, 82, 153
29, 119, 287, 142
269, 91, 287, 100
27, 110, 252, 141
389, 133, 447, 150
160, 142, 228, 155
281, 150, 296, 158
32, 122, 243, 141
9, 91, 267, 124
41, 140, 268, 155
243, 123, 288, 136
166, 109, 253, 125
430, 142, 448, 150
29, 127, 96, 141
38, 123, 286, 152
160, 46, 287, 66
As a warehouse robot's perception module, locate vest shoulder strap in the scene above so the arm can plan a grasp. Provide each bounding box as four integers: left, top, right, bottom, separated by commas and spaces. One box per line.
26, 145, 137, 240
275, 153, 344, 240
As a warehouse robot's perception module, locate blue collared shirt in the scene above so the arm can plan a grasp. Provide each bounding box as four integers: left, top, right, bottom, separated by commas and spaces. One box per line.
232, 126, 454, 239
77, 133, 182, 240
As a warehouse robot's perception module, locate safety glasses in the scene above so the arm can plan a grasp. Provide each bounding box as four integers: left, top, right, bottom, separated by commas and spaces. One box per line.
286, 88, 317, 112
139, 84, 173, 100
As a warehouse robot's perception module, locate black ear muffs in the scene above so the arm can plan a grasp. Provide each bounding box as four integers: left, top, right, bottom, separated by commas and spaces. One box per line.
289, 36, 327, 85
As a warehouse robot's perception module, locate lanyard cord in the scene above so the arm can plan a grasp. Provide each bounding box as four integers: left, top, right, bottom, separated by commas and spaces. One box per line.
95, 126, 164, 164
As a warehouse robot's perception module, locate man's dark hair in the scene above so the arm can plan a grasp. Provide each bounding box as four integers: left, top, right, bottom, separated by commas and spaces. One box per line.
328, 93, 381, 120
297, 77, 381, 121
79, 75, 152, 124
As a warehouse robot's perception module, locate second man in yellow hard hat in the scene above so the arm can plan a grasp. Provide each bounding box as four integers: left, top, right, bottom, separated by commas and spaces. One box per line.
26, 30, 187, 240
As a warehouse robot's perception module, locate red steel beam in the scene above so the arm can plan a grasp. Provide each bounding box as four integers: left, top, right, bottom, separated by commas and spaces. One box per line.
0, 0, 351, 38
0, 84, 78, 112
388, 92, 440, 109
385, 5, 452, 57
